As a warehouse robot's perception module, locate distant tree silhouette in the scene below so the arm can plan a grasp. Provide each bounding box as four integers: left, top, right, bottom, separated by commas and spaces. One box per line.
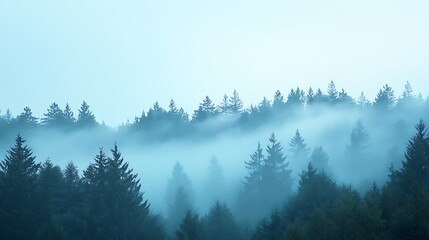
218, 94, 231, 115
42, 102, 65, 127
204, 201, 242, 240
77, 101, 97, 127
166, 162, 194, 234
289, 129, 310, 170
327, 80, 338, 103
228, 90, 244, 114
176, 210, 205, 240
273, 90, 286, 111
374, 84, 395, 111
310, 146, 330, 172
192, 96, 218, 122
63, 103, 76, 127
16, 106, 38, 128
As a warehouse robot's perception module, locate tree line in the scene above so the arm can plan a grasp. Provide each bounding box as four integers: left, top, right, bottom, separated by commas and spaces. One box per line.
0, 81, 426, 141
1, 118, 429, 239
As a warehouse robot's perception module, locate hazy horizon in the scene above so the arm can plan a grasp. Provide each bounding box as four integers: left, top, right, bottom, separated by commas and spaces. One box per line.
2, 0, 429, 126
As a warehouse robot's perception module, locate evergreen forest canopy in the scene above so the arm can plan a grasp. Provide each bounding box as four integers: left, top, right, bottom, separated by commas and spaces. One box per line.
1, 81, 429, 239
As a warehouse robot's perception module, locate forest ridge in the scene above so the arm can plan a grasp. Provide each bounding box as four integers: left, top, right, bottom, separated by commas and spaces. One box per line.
1, 81, 429, 239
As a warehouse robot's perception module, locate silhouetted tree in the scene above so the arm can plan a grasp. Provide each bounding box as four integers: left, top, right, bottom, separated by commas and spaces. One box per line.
192, 96, 218, 122
166, 162, 194, 234
357, 92, 371, 109
289, 129, 310, 170
42, 102, 65, 127
218, 94, 231, 115
83, 145, 153, 240
374, 84, 395, 111
204, 201, 242, 240
205, 156, 225, 206
77, 101, 97, 127
262, 134, 292, 210
228, 90, 244, 114
310, 146, 330, 172
63, 103, 76, 127
176, 210, 205, 240
273, 90, 286, 111
16, 106, 38, 128
286, 88, 305, 109
327, 80, 338, 103
0, 135, 40, 239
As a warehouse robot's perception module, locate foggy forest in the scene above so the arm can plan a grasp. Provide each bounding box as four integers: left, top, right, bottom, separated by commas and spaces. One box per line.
1, 81, 429, 239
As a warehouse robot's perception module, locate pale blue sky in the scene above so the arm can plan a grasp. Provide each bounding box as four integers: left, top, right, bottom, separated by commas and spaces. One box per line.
1, 0, 429, 126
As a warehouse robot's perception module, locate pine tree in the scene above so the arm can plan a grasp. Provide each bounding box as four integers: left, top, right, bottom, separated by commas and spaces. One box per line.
357, 92, 371, 109
306, 87, 315, 105
16, 106, 38, 127
218, 94, 231, 115
327, 80, 338, 103
347, 119, 370, 155
286, 88, 305, 109
176, 210, 205, 240
337, 89, 355, 106
205, 156, 225, 206
63, 103, 76, 127
37, 160, 66, 224
262, 133, 292, 209
166, 162, 194, 234
42, 102, 65, 127
395, 120, 429, 191
373, 84, 395, 111
244, 143, 264, 193
289, 129, 310, 170
192, 96, 218, 122
83, 145, 153, 240
204, 202, 242, 240
0, 135, 40, 239
273, 90, 286, 111
310, 146, 330, 172
228, 90, 244, 114
77, 101, 97, 127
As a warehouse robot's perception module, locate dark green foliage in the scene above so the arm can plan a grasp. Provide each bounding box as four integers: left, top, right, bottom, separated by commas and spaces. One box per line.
82, 145, 154, 240
0, 135, 40, 239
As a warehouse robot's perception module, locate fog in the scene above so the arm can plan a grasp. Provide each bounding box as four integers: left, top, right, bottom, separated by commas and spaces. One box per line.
0, 89, 425, 224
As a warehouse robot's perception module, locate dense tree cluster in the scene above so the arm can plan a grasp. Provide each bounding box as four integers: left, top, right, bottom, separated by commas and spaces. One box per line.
0, 81, 427, 142
1, 81, 429, 239
0, 137, 164, 240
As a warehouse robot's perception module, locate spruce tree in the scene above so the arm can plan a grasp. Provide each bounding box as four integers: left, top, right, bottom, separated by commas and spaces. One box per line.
228, 89, 244, 114
176, 211, 205, 240
0, 135, 40, 239
77, 101, 97, 127
373, 84, 395, 111
42, 102, 65, 127
289, 129, 310, 170
204, 201, 242, 240
166, 162, 194, 234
